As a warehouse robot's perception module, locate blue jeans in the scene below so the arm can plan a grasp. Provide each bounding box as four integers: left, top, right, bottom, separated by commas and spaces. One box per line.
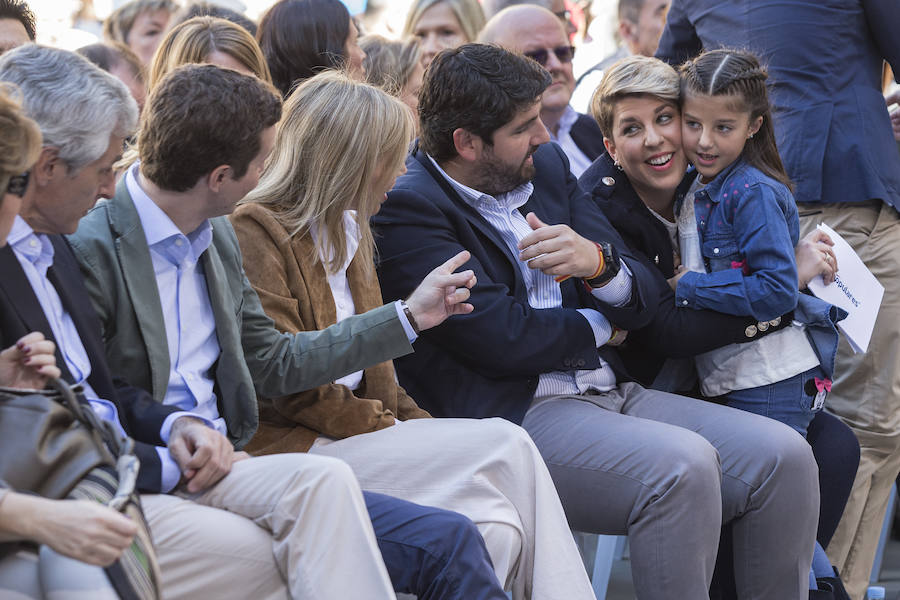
364, 491, 507, 600
725, 366, 827, 436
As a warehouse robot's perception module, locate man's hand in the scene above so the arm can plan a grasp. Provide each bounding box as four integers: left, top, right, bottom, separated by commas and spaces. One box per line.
168, 417, 235, 493
887, 89, 900, 141
404, 250, 477, 331
3, 494, 136, 566
0, 332, 61, 389
518, 213, 600, 279
796, 229, 837, 289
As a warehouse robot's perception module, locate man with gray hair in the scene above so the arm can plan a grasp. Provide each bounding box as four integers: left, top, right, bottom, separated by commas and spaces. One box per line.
0, 44, 500, 600
570, 0, 670, 112
480, 5, 604, 176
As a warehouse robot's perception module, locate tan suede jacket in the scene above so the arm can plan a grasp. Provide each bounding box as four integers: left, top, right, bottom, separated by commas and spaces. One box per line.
230, 203, 430, 455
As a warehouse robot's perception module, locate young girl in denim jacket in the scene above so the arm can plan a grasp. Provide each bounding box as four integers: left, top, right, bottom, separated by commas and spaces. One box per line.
671, 48, 843, 438
671, 49, 847, 596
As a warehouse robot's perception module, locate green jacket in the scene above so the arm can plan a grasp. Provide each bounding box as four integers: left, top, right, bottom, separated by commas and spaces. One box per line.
67, 180, 413, 448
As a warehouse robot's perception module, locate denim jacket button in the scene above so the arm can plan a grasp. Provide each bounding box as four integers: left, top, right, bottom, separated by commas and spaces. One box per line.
744, 325, 758, 338
682, 300, 688, 306
713, 248, 720, 254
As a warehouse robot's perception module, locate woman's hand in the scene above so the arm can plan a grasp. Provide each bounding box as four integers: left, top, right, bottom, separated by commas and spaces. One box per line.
796, 229, 837, 289
0, 332, 61, 389
668, 265, 688, 292
0, 493, 136, 566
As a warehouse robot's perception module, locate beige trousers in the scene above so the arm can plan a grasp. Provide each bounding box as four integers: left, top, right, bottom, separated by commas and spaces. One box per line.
800, 201, 900, 600
142, 452, 394, 600
309, 417, 595, 600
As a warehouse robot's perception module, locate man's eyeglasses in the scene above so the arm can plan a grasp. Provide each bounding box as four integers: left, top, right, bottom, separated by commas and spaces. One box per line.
6, 172, 29, 198
523, 45, 576, 68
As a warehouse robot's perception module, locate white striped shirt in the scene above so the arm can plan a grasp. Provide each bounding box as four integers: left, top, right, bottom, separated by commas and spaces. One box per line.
429, 156, 633, 399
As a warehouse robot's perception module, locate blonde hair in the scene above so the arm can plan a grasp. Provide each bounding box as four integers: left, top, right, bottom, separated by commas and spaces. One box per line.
360, 35, 422, 97
148, 16, 272, 89
0, 83, 41, 193
590, 54, 679, 139
103, 0, 178, 45
402, 0, 486, 43
242, 70, 415, 276
119, 16, 273, 171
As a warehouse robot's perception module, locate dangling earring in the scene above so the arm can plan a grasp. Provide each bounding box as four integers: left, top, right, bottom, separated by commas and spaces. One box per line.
613, 159, 623, 171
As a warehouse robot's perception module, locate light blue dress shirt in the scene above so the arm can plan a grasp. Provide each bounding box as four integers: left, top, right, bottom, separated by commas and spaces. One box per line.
8, 216, 191, 491
428, 157, 633, 398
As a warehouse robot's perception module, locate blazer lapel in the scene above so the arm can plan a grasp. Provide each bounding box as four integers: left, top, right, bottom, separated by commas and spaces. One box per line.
414, 151, 523, 269
0, 245, 70, 377
199, 225, 235, 343
108, 182, 172, 401
292, 234, 337, 331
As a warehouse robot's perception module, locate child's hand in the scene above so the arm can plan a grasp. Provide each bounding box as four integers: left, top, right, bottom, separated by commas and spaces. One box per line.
668, 265, 687, 292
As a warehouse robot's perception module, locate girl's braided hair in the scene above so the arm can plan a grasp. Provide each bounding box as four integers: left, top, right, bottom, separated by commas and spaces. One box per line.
679, 48, 792, 190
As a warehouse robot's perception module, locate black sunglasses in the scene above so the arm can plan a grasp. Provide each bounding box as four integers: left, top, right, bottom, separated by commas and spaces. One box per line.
6, 171, 29, 198
523, 45, 576, 67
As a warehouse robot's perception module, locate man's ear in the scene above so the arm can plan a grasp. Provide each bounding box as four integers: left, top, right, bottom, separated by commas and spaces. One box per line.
31, 147, 61, 187
206, 165, 231, 193
618, 19, 639, 54
452, 128, 483, 162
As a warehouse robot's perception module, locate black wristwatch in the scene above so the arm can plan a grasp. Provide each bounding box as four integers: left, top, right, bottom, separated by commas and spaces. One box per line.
585, 242, 621, 288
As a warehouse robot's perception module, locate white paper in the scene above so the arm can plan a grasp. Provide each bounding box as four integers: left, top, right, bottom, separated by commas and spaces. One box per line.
807, 223, 884, 353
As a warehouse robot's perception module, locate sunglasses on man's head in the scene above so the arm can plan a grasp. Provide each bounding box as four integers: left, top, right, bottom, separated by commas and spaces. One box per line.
6, 172, 29, 198
523, 45, 576, 67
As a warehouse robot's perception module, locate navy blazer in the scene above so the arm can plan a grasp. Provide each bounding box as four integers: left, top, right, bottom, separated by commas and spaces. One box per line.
579, 153, 791, 385
0, 236, 179, 493
374, 143, 658, 423
656, 0, 900, 208
569, 113, 606, 163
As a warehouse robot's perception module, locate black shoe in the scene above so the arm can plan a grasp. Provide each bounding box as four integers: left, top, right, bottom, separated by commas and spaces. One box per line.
810, 580, 835, 600
816, 566, 851, 600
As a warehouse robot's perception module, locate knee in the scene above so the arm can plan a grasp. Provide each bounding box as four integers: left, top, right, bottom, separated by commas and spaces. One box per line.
660, 430, 722, 495
760, 420, 818, 490
283, 453, 360, 494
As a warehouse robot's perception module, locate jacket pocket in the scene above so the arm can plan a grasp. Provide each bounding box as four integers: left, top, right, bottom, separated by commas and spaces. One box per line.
702, 237, 743, 272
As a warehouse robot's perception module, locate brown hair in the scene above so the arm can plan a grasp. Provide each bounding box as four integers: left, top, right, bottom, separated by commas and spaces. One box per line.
139, 63, 281, 192
77, 41, 146, 84
679, 48, 791, 190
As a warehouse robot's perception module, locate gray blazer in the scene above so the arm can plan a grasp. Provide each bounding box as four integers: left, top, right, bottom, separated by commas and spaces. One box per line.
67, 180, 413, 448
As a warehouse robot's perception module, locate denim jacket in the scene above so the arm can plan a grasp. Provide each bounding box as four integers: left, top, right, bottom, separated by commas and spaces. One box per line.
675, 158, 845, 376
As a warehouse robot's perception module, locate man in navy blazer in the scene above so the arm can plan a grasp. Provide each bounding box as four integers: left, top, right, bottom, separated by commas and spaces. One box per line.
375, 43, 820, 600
656, 2, 900, 595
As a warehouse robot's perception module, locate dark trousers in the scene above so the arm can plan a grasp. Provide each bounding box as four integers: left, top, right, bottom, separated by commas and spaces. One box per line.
364, 491, 507, 600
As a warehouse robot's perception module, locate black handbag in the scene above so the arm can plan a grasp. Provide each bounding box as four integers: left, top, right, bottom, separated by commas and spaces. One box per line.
0, 378, 161, 600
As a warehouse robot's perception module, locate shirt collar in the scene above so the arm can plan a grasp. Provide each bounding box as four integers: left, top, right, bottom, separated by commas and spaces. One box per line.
310, 210, 361, 276
427, 154, 534, 213
126, 163, 213, 264
551, 106, 579, 142
8, 215, 54, 272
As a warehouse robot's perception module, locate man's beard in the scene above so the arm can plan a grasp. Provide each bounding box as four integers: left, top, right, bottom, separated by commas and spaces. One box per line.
472, 145, 539, 197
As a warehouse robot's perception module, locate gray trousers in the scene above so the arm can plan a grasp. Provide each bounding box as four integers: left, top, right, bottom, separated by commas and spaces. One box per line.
0, 547, 118, 599
521, 382, 819, 600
